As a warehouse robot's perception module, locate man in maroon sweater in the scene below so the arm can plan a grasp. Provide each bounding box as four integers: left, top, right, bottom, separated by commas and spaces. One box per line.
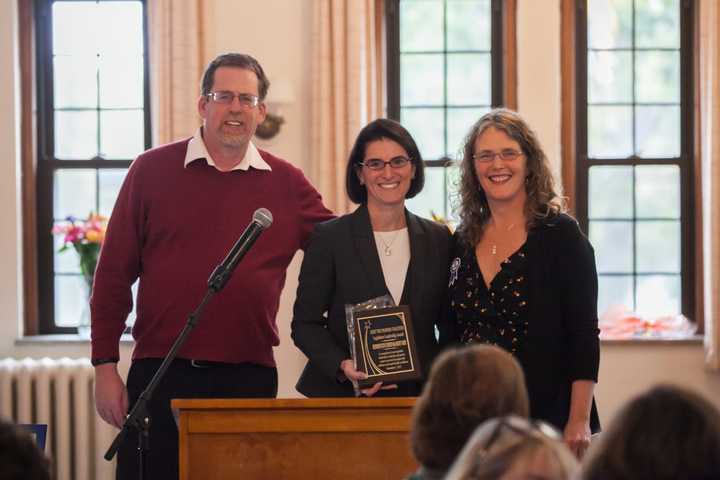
90, 53, 333, 479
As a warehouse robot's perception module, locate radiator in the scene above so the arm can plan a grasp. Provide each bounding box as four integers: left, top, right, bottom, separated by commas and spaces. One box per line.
0, 357, 116, 480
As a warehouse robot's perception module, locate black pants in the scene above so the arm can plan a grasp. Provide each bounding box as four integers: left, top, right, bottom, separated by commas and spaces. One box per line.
117, 358, 277, 480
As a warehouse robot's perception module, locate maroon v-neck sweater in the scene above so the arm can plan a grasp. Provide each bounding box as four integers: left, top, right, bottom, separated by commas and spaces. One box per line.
90, 139, 333, 367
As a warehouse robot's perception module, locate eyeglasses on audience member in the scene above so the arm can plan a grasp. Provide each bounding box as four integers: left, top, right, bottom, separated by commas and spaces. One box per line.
478, 415, 561, 456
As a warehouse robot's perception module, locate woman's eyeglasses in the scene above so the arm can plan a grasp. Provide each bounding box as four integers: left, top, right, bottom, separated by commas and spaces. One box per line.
472, 149, 523, 163
359, 156, 411, 170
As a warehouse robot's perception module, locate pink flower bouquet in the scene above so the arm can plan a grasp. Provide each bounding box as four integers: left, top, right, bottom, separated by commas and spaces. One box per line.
52, 213, 107, 288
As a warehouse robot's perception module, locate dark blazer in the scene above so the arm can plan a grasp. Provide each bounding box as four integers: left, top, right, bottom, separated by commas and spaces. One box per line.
292, 205, 452, 397
450, 213, 601, 432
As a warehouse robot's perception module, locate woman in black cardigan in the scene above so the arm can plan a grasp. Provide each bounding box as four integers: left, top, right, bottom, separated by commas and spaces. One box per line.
448, 108, 600, 457
292, 119, 452, 397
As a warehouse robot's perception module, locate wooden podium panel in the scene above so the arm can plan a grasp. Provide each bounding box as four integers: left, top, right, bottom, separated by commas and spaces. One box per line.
171, 397, 417, 480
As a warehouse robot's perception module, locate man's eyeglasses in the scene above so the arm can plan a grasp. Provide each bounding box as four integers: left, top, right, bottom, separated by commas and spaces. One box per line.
472, 149, 523, 163
206, 91, 260, 108
359, 156, 411, 170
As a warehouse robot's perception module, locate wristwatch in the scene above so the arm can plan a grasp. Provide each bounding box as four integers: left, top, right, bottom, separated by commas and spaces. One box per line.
91, 357, 119, 366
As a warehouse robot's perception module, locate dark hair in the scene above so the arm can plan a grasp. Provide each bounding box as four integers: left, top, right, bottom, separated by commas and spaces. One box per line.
0, 418, 52, 480
456, 108, 565, 246
410, 345, 529, 472
583, 384, 720, 480
200, 53, 270, 101
345, 118, 425, 204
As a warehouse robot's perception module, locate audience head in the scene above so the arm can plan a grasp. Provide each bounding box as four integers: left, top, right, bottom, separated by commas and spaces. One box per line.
457, 108, 565, 246
445, 415, 579, 480
345, 118, 425, 204
583, 384, 720, 480
0, 418, 52, 480
410, 344, 529, 474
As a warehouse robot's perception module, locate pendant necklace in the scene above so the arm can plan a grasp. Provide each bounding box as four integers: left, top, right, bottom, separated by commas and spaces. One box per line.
490, 222, 516, 256
377, 230, 401, 256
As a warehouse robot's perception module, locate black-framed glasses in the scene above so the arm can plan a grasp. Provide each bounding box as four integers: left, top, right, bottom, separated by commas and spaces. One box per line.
359, 156, 411, 170
206, 91, 260, 108
472, 149, 524, 163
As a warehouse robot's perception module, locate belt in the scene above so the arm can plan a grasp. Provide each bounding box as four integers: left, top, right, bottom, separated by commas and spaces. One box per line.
188, 359, 239, 369
133, 358, 246, 369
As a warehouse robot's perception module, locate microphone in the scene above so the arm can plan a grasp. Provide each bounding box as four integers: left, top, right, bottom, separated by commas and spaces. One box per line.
207, 208, 273, 292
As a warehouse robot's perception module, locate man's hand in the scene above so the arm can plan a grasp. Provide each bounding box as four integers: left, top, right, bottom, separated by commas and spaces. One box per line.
94, 363, 128, 429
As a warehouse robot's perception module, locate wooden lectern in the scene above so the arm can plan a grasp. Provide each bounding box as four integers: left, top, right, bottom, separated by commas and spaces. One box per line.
171, 397, 418, 480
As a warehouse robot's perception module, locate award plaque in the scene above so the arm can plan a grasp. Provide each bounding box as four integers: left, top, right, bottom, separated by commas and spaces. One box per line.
351, 305, 421, 388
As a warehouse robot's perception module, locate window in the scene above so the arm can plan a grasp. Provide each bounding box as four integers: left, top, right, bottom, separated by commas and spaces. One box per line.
574, 0, 694, 322
385, 0, 510, 221
34, 0, 150, 333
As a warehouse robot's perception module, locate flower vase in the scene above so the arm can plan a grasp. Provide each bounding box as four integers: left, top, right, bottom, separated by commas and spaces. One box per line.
78, 275, 93, 339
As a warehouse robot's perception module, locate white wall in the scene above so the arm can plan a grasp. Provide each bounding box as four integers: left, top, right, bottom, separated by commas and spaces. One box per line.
597, 342, 720, 420
1, 0, 719, 426
0, 0, 21, 356
517, 0, 562, 179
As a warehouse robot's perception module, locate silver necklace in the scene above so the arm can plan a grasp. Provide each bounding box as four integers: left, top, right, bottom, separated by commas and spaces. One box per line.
376, 230, 401, 256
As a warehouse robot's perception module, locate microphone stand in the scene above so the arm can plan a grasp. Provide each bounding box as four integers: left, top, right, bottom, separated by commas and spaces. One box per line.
104, 262, 236, 479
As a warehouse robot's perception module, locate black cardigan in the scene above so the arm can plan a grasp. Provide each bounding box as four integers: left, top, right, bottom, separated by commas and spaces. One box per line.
292, 205, 452, 397
450, 213, 601, 432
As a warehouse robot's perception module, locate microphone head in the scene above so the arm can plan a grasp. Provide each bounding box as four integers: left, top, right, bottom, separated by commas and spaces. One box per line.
253, 208, 273, 229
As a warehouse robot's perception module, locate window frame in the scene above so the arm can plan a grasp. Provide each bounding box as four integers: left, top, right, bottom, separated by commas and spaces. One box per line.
565, 0, 699, 326
385, 0, 516, 169
26, 0, 151, 334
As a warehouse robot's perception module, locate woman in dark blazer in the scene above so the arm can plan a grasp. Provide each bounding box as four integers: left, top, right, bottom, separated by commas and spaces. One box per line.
448, 109, 600, 458
291, 118, 452, 397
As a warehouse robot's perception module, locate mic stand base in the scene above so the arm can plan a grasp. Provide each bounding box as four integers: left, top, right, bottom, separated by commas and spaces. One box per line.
138, 415, 150, 480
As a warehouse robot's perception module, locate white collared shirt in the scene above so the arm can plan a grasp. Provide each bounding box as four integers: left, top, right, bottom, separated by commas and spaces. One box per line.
183, 127, 272, 172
